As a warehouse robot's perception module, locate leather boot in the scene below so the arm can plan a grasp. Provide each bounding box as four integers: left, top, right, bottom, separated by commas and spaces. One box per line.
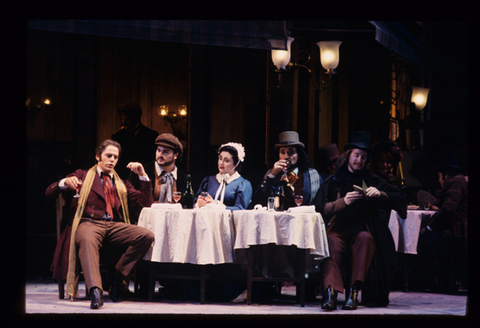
90, 287, 103, 309
342, 286, 358, 310
321, 285, 338, 310
109, 269, 125, 302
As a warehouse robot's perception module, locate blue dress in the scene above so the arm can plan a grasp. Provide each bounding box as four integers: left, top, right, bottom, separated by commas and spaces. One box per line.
195, 173, 253, 211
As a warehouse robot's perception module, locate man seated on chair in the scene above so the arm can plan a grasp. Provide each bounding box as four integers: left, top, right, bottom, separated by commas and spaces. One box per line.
46, 139, 154, 309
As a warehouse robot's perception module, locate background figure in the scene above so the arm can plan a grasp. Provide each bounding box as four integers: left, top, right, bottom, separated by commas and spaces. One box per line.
314, 131, 407, 310
416, 153, 468, 293
315, 143, 339, 181
371, 140, 403, 188
112, 102, 159, 179
128, 133, 187, 223
46, 139, 154, 309
195, 142, 252, 211
250, 131, 321, 210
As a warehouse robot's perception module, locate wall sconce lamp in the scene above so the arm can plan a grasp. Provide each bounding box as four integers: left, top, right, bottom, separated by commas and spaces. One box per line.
317, 41, 342, 75
269, 37, 342, 89
411, 86, 430, 110
158, 105, 187, 125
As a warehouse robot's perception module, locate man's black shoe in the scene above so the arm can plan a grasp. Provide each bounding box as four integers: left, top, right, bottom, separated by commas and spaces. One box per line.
109, 269, 126, 302
90, 287, 103, 309
342, 286, 358, 310
321, 285, 337, 310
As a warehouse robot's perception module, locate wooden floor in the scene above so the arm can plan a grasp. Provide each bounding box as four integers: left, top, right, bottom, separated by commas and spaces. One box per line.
22, 277, 470, 318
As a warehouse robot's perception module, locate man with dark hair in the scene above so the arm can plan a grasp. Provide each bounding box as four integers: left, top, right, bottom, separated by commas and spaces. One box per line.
112, 102, 159, 179
314, 131, 407, 310
46, 139, 154, 309
250, 131, 321, 210
417, 153, 468, 293
128, 133, 187, 215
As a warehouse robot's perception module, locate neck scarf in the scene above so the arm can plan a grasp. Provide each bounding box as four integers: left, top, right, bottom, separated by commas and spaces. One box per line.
159, 172, 174, 203
66, 165, 129, 299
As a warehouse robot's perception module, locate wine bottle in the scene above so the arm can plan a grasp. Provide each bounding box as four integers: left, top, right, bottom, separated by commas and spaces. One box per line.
274, 181, 285, 211
182, 174, 194, 209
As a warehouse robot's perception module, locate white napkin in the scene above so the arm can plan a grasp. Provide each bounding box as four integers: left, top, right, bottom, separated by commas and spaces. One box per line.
253, 204, 267, 211
287, 205, 316, 213
151, 203, 183, 210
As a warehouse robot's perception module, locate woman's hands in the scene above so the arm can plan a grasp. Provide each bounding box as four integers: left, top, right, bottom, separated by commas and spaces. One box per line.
196, 193, 214, 208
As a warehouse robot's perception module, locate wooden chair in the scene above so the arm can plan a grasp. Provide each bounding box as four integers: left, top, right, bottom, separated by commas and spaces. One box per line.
56, 194, 112, 299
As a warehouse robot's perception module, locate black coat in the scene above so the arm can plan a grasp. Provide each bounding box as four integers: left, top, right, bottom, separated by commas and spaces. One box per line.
314, 164, 407, 306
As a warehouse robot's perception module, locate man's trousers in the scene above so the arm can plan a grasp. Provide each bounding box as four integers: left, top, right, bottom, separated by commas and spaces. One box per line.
322, 231, 375, 293
75, 218, 154, 291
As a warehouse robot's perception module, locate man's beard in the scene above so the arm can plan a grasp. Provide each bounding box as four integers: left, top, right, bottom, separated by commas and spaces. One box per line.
157, 157, 175, 167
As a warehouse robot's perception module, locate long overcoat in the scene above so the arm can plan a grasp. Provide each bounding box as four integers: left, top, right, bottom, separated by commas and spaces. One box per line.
315, 165, 407, 306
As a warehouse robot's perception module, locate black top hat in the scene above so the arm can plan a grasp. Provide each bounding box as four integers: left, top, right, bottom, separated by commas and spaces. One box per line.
344, 131, 372, 152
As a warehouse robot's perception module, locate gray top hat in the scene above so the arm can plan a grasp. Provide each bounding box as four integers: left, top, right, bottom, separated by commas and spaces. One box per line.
344, 131, 373, 152
275, 131, 305, 149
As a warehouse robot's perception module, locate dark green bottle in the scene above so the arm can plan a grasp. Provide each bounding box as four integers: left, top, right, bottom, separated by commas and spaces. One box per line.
182, 174, 194, 209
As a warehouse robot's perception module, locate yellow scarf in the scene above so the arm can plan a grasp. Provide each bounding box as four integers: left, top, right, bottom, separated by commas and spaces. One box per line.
66, 165, 130, 299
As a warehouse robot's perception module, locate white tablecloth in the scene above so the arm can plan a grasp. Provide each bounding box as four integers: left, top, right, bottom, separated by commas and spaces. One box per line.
232, 209, 330, 260
138, 207, 234, 265
388, 210, 436, 254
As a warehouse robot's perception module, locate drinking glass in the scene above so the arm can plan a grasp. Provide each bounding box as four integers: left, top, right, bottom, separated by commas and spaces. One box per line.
294, 195, 303, 206
73, 179, 82, 198
281, 158, 291, 179
267, 197, 275, 211
173, 191, 182, 203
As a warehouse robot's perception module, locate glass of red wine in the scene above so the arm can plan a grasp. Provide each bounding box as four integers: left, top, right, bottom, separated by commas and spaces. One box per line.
173, 191, 182, 203
294, 194, 303, 206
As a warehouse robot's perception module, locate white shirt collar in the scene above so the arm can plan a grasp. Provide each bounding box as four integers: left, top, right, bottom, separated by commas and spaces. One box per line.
155, 162, 178, 180
97, 167, 113, 179
216, 171, 240, 184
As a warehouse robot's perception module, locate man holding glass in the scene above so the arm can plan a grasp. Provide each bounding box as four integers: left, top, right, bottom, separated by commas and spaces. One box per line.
128, 133, 187, 211
46, 139, 154, 309
250, 131, 321, 210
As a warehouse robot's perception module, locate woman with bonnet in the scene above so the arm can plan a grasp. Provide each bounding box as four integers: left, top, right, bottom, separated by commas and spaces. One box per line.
195, 142, 253, 211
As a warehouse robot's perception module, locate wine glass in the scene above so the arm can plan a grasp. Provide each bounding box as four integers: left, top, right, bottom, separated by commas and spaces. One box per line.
172, 191, 182, 203
294, 194, 303, 206
73, 179, 82, 198
282, 158, 291, 179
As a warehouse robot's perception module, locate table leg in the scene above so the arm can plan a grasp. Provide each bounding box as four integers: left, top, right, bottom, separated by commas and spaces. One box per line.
200, 266, 206, 304
148, 261, 155, 301
247, 249, 254, 305
298, 249, 306, 307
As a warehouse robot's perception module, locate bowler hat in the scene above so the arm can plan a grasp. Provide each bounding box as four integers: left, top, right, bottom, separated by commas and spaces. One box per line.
316, 143, 339, 165
275, 131, 305, 150
436, 153, 461, 171
344, 131, 373, 152
155, 133, 183, 155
